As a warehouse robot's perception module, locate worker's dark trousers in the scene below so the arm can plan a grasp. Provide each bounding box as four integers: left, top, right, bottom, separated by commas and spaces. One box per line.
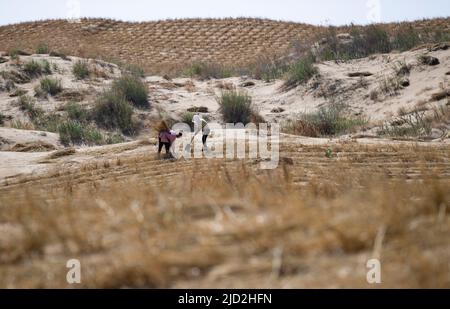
158, 138, 171, 154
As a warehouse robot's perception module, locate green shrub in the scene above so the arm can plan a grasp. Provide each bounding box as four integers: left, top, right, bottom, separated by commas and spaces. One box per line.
282, 54, 318, 91
181, 112, 195, 130
58, 121, 105, 146
41, 60, 52, 74
39, 77, 62, 95
36, 43, 49, 54
93, 90, 134, 134
72, 60, 90, 80
23, 59, 52, 77
217, 89, 254, 124
283, 105, 367, 137
0, 112, 5, 125
58, 121, 84, 145
65, 102, 88, 122
112, 75, 149, 108
23, 60, 43, 77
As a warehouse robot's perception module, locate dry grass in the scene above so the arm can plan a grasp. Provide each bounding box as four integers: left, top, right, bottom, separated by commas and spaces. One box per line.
0, 17, 448, 75
0, 141, 449, 288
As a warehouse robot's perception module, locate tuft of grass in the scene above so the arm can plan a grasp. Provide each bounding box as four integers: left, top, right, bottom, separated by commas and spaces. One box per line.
217, 89, 254, 124
39, 77, 62, 96
93, 90, 134, 134
23, 60, 43, 77
248, 54, 291, 82
58, 121, 105, 146
180, 112, 196, 130
72, 60, 90, 80
42, 60, 52, 74
283, 105, 367, 137
58, 121, 84, 145
35, 43, 49, 54
17, 95, 43, 120
0, 112, 5, 125
112, 75, 149, 108
184, 62, 232, 80
379, 110, 432, 138
8, 49, 30, 59
122, 63, 145, 78
282, 54, 318, 91
65, 102, 88, 123
378, 76, 403, 96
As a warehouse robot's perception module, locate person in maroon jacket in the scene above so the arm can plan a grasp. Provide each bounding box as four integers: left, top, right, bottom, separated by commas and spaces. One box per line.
156, 121, 182, 158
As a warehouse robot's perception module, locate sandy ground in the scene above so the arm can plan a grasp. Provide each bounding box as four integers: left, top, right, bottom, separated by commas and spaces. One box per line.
1, 47, 449, 181
147, 46, 450, 124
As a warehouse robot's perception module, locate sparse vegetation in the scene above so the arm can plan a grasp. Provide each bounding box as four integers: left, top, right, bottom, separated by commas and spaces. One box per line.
72, 60, 90, 80
58, 120, 106, 146
392, 25, 421, 52
0, 145, 449, 288
283, 104, 367, 137
93, 90, 134, 134
65, 102, 89, 123
1, 18, 450, 290
38, 77, 62, 96
317, 25, 391, 61
217, 89, 254, 124
378, 75, 404, 96
112, 75, 149, 108
122, 63, 145, 78
379, 109, 432, 138
248, 54, 291, 82
282, 53, 318, 91
185, 62, 233, 80
180, 112, 195, 129
35, 43, 49, 54
17, 95, 43, 120
33, 113, 63, 133
105, 133, 126, 144
22, 59, 52, 78
8, 49, 29, 59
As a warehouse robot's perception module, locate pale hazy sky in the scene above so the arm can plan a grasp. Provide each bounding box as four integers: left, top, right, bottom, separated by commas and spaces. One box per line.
0, 0, 449, 26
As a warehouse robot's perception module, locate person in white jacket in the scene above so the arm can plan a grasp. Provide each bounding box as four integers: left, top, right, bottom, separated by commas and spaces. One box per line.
192, 114, 210, 151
